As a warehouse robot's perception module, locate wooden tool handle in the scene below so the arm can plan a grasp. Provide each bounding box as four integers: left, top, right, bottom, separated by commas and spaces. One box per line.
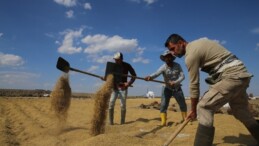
163, 118, 191, 146
70, 67, 103, 79
118, 74, 165, 84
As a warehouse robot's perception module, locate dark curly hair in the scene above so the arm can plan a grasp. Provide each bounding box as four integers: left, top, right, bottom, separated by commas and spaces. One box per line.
164, 34, 186, 47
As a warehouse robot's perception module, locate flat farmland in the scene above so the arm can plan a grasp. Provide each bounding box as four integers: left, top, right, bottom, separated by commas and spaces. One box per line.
0, 97, 257, 146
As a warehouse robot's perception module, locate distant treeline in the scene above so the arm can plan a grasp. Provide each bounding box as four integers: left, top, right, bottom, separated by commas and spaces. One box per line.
0, 89, 93, 98
0, 89, 156, 99
0, 89, 51, 97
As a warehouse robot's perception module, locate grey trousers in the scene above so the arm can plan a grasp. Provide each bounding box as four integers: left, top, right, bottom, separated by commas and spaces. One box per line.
109, 89, 128, 110
197, 77, 257, 128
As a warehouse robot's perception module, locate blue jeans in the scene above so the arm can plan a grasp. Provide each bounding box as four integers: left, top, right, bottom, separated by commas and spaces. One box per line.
109, 89, 128, 110
160, 86, 187, 113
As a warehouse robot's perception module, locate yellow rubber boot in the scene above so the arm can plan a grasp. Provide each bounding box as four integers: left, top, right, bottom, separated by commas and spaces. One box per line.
160, 113, 167, 126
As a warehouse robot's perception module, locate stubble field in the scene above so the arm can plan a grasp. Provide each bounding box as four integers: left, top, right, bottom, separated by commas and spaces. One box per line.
0, 97, 257, 146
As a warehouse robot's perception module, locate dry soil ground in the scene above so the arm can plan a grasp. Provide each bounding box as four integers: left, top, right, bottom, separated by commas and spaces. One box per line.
0, 97, 258, 146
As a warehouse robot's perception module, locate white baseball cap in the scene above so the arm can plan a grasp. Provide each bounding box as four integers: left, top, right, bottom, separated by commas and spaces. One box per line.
113, 52, 123, 60
160, 50, 175, 61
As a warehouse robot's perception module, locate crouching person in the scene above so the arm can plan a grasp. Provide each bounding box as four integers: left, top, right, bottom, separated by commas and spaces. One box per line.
165, 33, 259, 146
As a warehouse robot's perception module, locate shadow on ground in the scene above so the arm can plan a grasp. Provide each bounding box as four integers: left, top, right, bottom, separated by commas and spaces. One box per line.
213, 133, 257, 146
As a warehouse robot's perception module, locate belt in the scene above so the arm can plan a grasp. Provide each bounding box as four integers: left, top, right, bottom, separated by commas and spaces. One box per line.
209, 55, 238, 75
115, 82, 133, 90
166, 86, 181, 92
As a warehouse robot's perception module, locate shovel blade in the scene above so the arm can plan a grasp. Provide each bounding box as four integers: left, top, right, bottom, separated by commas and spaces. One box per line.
104, 62, 122, 83
56, 57, 70, 73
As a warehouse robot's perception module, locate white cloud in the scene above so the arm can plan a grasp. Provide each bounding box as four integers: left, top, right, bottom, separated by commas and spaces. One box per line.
0, 71, 40, 88
200, 37, 208, 40
57, 28, 83, 54
143, 0, 157, 5
87, 65, 99, 72
57, 28, 148, 64
95, 55, 113, 63
132, 56, 149, 64
54, 0, 77, 7
55, 40, 60, 44
136, 47, 144, 55
82, 34, 149, 64
132, 47, 150, 64
220, 40, 227, 45
45, 32, 55, 38
89, 55, 113, 63
66, 10, 74, 18
251, 27, 259, 34
82, 34, 138, 54
213, 39, 227, 45
0, 52, 24, 67
84, 3, 92, 10
129, 0, 141, 3
201, 37, 227, 45
129, 0, 157, 5
255, 43, 259, 51
0, 33, 3, 38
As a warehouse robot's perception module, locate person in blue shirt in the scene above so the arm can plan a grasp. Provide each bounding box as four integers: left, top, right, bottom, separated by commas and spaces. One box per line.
145, 50, 187, 126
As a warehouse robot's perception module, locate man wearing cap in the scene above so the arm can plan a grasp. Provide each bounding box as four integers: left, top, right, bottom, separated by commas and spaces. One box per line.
108, 52, 136, 125
164, 34, 259, 146
144, 50, 187, 126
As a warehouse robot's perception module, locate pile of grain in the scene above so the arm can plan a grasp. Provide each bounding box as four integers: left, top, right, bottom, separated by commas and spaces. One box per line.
50, 73, 71, 124
90, 74, 114, 136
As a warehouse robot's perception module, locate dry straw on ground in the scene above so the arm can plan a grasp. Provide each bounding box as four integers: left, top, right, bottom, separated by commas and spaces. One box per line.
90, 74, 114, 136
50, 73, 71, 124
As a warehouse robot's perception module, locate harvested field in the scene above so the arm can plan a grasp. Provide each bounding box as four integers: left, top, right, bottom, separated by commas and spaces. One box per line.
0, 97, 258, 146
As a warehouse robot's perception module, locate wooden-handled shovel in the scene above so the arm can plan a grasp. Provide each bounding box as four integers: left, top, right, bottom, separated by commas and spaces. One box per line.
56, 57, 165, 84
56, 57, 104, 79
163, 118, 191, 146
116, 73, 165, 84
104, 62, 165, 84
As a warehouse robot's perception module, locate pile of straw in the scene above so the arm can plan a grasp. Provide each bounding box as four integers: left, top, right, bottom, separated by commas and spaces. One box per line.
50, 73, 71, 123
90, 74, 114, 136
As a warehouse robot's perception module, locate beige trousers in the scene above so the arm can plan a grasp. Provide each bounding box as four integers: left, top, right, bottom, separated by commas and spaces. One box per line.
197, 76, 257, 127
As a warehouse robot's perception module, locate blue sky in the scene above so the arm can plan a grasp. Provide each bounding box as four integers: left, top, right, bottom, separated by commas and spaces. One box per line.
0, 0, 259, 96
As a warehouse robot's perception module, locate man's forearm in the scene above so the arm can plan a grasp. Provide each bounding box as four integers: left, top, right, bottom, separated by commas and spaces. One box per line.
191, 97, 199, 113
174, 72, 185, 85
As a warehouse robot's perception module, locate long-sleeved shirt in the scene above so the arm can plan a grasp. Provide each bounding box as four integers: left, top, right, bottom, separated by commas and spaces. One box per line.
115, 61, 136, 86
185, 38, 250, 98
150, 62, 184, 90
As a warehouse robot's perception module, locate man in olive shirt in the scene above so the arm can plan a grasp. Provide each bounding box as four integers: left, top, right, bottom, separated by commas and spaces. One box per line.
164, 34, 259, 146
